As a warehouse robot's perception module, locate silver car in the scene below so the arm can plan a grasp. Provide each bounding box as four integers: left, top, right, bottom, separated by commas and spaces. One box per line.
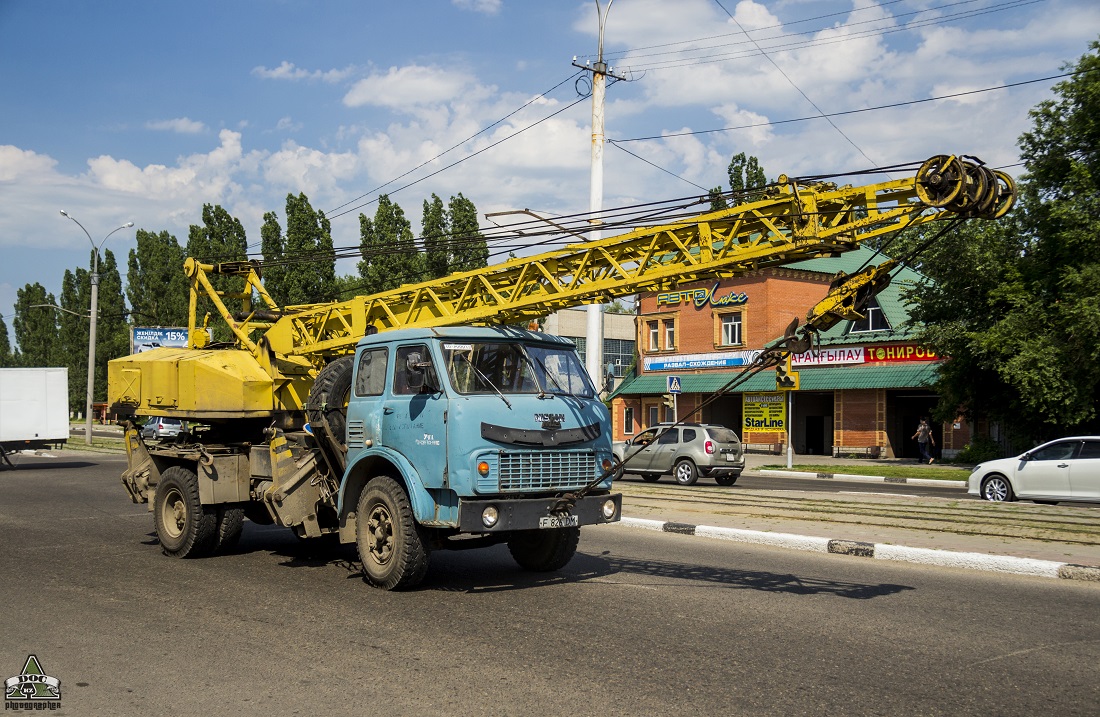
968, 436, 1100, 504
613, 423, 745, 486
140, 416, 184, 440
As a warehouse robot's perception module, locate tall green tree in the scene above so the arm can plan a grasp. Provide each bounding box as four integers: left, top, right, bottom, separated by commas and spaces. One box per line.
710, 151, 768, 210
12, 282, 59, 367
447, 193, 488, 274
259, 211, 289, 306
907, 39, 1100, 444
421, 194, 449, 280
0, 315, 13, 367
126, 229, 189, 327
280, 193, 338, 305
358, 194, 422, 294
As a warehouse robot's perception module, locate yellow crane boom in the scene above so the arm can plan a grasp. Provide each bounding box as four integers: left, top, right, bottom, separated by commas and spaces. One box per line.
109, 154, 1013, 420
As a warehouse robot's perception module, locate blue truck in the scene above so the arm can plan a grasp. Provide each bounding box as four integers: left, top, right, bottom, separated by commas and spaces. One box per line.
119, 325, 622, 590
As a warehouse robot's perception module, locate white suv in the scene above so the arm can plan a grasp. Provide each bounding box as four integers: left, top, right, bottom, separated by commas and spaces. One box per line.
613, 423, 745, 486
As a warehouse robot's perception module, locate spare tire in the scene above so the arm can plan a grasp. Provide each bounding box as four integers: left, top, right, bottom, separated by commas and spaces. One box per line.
307, 356, 354, 453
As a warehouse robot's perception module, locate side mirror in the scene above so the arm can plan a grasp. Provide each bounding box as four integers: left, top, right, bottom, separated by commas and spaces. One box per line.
405, 352, 439, 392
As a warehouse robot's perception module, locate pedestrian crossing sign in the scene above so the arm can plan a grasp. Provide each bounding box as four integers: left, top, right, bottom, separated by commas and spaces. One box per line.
667, 376, 682, 394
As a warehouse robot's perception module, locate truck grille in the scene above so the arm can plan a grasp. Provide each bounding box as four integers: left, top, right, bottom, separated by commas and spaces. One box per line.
477, 451, 596, 493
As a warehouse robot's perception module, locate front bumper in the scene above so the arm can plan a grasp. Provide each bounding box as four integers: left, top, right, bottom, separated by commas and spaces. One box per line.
457, 493, 622, 533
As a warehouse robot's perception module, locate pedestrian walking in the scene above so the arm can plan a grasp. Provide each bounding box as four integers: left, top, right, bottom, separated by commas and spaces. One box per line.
912, 417, 935, 464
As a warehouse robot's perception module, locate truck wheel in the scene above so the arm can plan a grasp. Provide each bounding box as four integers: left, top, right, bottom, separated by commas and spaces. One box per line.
715, 473, 739, 486
356, 476, 431, 590
153, 465, 217, 558
214, 505, 245, 553
674, 459, 699, 486
308, 355, 354, 452
507, 527, 580, 572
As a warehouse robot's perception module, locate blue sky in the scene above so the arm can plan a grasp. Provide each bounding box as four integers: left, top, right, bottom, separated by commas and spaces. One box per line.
2, 0, 1097, 326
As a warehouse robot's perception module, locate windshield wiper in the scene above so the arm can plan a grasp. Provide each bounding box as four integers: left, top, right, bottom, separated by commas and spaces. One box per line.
456, 353, 511, 409
532, 355, 579, 399
517, 346, 548, 399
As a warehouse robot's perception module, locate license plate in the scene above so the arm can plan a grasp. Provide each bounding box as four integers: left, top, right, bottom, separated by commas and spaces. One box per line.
726, 454, 737, 461
539, 514, 580, 529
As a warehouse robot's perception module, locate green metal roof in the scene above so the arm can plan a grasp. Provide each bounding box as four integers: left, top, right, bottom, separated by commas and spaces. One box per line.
610, 362, 940, 397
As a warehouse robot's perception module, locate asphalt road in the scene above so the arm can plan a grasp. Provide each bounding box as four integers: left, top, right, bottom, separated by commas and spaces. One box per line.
3, 456, 1099, 716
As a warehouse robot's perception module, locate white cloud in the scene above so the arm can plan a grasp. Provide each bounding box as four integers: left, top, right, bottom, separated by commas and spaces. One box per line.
0, 146, 58, 182
452, 0, 501, 15
252, 61, 355, 83
145, 117, 207, 134
343, 64, 483, 110
275, 116, 303, 132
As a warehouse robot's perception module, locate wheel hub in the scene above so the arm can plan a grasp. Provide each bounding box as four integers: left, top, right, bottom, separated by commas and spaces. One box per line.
366, 505, 394, 565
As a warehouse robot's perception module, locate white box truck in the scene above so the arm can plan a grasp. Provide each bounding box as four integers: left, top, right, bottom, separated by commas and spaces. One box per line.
0, 368, 69, 464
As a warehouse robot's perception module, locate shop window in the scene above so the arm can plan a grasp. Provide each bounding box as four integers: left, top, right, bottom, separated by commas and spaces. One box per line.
664, 319, 676, 350
719, 312, 743, 346
663, 405, 674, 422
648, 405, 659, 427
848, 299, 891, 333
647, 321, 659, 351
624, 407, 635, 434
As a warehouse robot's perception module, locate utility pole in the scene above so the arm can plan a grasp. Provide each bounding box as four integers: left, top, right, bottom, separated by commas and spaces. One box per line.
573, 0, 625, 389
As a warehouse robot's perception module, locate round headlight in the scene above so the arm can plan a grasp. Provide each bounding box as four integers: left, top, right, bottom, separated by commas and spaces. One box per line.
477, 461, 490, 476
602, 499, 617, 519
482, 505, 499, 528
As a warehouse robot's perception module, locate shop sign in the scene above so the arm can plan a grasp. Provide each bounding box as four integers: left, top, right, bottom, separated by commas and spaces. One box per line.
864, 344, 939, 362
645, 349, 762, 371
791, 347, 864, 366
743, 392, 786, 430
656, 281, 748, 309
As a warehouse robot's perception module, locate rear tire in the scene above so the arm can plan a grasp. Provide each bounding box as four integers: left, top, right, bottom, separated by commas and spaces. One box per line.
356, 476, 431, 590
153, 465, 217, 558
508, 527, 580, 572
980, 474, 1015, 502
715, 473, 740, 486
214, 505, 245, 552
674, 459, 699, 486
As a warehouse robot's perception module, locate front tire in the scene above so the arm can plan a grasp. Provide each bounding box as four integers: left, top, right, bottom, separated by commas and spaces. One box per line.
508, 527, 580, 572
355, 476, 431, 590
674, 459, 699, 486
153, 465, 217, 558
980, 474, 1015, 502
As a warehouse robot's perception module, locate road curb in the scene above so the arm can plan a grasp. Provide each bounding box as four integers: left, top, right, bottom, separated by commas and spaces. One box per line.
619, 516, 1100, 582
758, 469, 967, 488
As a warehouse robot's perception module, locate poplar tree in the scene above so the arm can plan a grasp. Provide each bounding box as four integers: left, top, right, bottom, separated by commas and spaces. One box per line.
422, 194, 449, 280
357, 194, 423, 294
187, 204, 248, 340
710, 152, 768, 210
12, 283, 59, 367
0, 316, 13, 367
259, 211, 289, 306
126, 229, 189, 327
281, 193, 338, 305
447, 193, 488, 274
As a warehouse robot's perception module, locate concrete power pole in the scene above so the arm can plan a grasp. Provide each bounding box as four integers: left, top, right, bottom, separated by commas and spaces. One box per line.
574, 0, 624, 391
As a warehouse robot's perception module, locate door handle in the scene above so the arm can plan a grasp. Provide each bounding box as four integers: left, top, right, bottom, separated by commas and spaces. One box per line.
1057, 463, 1069, 468
383, 407, 394, 415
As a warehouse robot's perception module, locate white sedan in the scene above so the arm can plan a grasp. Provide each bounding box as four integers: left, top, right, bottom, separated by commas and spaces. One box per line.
968, 436, 1100, 503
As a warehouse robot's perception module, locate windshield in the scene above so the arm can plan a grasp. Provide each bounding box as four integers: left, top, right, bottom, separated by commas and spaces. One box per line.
441, 341, 595, 398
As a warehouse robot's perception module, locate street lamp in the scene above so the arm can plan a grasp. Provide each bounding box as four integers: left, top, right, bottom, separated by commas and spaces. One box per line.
59, 211, 133, 445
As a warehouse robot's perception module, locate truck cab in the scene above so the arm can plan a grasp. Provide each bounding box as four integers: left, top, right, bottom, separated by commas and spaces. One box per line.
335, 325, 621, 587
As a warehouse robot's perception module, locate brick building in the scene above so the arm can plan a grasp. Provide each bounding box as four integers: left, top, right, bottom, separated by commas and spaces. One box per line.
609, 247, 969, 459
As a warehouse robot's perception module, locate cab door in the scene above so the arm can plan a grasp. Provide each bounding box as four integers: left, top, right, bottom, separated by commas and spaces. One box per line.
378, 344, 449, 489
